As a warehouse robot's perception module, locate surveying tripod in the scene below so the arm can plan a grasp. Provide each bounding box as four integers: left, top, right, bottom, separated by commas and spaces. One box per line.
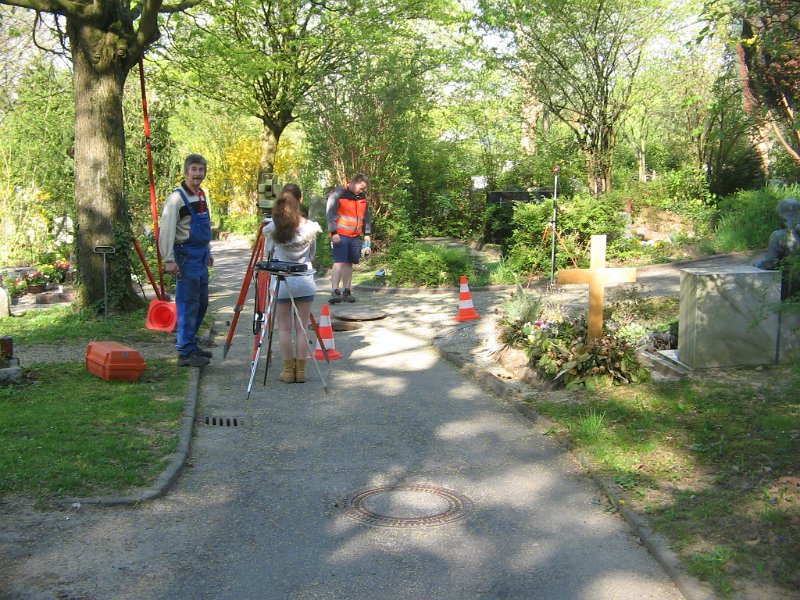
245, 262, 329, 400
221, 221, 330, 398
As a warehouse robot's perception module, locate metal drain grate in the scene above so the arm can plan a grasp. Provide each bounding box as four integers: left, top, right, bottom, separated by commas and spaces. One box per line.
201, 416, 245, 427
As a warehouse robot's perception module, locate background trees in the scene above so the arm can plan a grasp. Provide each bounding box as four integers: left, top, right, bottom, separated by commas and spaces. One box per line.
1, 0, 799, 296
0, 0, 202, 310
478, 0, 668, 194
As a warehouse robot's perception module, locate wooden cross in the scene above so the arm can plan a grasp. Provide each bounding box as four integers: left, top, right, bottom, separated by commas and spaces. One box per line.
557, 235, 637, 339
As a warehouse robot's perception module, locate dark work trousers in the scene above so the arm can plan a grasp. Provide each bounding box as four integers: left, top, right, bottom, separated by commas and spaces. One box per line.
174, 190, 212, 358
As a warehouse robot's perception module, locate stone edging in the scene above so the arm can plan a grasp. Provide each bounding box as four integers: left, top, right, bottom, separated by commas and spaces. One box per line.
51, 367, 200, 507
432, 342, 715, 600
48, 318, 214, 508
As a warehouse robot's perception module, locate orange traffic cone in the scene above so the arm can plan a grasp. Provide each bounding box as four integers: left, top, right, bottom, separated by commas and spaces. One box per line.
455, 275, 480, 322
145, 298, 177, 332
311, 304, 343, 360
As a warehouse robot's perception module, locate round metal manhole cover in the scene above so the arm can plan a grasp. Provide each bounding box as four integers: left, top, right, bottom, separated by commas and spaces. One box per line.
331, 307, 388, 322
343, 484, 473, 528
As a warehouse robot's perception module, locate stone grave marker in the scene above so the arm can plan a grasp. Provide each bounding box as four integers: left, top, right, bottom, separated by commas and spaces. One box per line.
557, 235, 637, 339
0, 287, 10, 317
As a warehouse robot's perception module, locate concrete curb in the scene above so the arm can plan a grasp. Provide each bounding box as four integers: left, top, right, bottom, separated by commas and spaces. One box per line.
50, 336, 207, 508
52, 368, 201, 508
432, 341, 718, 600
355, 283, 514, 295
573, 450, 718, 600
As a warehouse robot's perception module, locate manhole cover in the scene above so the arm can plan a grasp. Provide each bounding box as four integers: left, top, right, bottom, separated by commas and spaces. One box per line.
331, 307, 388, 321
343, 484, 473, 527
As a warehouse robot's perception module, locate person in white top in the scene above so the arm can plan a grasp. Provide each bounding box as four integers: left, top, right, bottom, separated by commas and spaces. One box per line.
263, 184, 322, 383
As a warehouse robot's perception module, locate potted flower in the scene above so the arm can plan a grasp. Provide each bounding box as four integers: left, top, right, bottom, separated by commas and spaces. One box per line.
53, 260, 72, 284
5, 278, 27, 301
24, 270, 50, 294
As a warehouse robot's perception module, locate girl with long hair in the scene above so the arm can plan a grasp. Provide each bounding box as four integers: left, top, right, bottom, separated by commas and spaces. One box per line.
263, 185, 322, 383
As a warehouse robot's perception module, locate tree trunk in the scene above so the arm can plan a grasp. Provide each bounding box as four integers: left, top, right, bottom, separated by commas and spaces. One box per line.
638, 138, 648, 182
69, 20, 141, 312
585, 150, 612, 195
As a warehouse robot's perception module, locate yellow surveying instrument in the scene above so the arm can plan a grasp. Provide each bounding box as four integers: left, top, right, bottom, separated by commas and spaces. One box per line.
257, 173, 279, 217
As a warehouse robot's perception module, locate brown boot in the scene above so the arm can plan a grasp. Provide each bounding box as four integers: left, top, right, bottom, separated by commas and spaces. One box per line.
294, 359, 306, 383
278, 359, 295, 383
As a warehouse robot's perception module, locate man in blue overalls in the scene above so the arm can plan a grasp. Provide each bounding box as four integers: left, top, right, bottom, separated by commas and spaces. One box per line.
159, 154, 215, 367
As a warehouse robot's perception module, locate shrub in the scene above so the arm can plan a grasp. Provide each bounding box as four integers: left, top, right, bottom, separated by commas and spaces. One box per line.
499, 287, 649, 388
218, 213, 260, 237
523, 315, 649, 389
387, 242, 474, 287
505, 194, 626, 275
713, 187, 794, 252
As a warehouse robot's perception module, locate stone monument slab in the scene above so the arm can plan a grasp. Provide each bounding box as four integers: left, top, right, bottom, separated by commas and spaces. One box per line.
778, 306, 800, 363
678, 266, 781, 368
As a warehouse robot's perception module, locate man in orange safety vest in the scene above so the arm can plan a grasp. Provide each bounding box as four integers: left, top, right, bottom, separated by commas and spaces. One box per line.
325, 174, 371, 304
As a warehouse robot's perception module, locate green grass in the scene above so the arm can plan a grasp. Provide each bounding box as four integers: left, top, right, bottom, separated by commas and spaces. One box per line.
0, 305, 164, 345
527, 366, 800, 596
0, 307, 189, 502
0, 361, 185, 500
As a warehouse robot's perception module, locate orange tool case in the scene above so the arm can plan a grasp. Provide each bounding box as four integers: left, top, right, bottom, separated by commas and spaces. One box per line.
85, 341, 146, 382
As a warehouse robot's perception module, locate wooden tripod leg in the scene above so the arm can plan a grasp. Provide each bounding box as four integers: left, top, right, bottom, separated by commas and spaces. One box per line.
223, 228, 264, 359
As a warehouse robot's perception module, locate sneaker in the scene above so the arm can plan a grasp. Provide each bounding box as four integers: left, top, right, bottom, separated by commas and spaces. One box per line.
329, 289, 343, 304
343, 288, 356, 303
178, 353, 210, 367
195, 347, 213, 359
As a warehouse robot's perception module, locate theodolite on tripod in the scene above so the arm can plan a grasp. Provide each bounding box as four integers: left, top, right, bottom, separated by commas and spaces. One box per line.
245, 259, 329, 399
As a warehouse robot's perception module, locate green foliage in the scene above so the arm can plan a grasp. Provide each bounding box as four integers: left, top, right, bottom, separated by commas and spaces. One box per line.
712, 186, 800, 252
3, 276, 26, 297
498, 285, 543, 346
0, 56, 75, 266
505, 195, 626, 275
523, 316, 649, 389
218, 213, 260, 238
386, 241, 475, 287
499, 287, 649, 388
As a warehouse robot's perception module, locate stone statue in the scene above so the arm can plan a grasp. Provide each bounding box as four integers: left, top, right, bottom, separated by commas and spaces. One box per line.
754, 197, 800, 299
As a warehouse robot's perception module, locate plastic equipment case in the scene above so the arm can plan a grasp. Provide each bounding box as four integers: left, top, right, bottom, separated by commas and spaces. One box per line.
85, 341, 146, 382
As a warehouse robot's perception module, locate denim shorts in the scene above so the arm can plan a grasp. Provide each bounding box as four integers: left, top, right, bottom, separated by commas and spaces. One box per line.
331, 235, 362, 264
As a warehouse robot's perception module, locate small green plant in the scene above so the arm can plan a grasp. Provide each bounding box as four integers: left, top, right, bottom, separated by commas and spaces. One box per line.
4, 277, 27, 297
498, 286, 542, 346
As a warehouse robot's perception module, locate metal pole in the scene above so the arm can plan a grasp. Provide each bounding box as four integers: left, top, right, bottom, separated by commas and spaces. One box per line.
549, 166, 560, 285
93, 246, 115, 320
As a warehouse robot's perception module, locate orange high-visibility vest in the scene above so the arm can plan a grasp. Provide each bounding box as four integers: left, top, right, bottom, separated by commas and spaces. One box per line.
335, 195, 368, 237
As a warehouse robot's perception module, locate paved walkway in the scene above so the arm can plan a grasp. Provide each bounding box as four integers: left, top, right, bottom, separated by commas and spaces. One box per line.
1, 239, 758, 600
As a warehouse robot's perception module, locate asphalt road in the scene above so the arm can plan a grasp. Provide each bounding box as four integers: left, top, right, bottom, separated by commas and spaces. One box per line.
0, 239, 701, 600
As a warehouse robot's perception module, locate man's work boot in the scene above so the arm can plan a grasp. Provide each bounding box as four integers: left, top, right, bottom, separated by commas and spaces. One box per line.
178, 352, 210, 367
294, 359, 306, 383
329, 289, 343, 304
195, 347, 213, 359
343, 288, 356, 302
278, 359, 296, 383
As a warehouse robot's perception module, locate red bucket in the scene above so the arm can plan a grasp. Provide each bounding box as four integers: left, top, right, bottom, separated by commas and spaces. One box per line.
146, 299, 177, 332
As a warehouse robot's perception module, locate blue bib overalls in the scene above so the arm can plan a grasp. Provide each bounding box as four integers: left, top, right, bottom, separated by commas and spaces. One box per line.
174, 190, 212, 357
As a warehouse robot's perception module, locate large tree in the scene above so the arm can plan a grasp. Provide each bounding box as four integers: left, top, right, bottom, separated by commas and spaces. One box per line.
479, 0, 668, 194
735, 0, 800, 168
0, 0, 200, 310
159, 0, 455, 185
